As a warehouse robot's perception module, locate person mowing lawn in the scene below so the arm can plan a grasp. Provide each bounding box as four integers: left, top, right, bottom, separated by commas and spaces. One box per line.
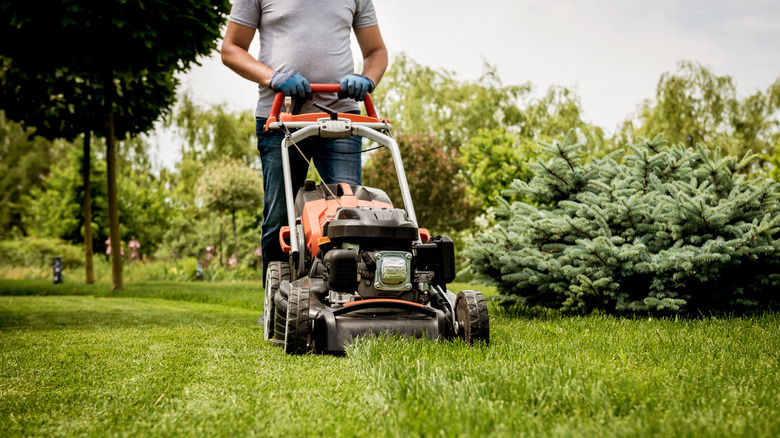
220, 0, 389, 285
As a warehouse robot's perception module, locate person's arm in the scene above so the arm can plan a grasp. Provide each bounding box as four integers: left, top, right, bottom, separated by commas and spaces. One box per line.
221, 21, 275, 87
354, 25, 388, 86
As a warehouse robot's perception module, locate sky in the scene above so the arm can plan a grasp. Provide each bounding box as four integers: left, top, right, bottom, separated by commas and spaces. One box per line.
155, 0, 780, 168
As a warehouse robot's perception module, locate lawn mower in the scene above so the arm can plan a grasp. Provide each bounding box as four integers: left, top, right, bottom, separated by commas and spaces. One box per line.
262, 84, 489, 354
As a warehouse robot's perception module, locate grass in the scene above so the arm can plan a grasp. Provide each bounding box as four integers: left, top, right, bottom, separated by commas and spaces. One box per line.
1, 280, 779, 437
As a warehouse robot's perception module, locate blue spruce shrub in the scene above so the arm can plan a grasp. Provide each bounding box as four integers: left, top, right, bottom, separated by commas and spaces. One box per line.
464, 131, 780, 313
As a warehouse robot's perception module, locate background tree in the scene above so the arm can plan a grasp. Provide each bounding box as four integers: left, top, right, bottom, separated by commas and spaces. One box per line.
519, 86, 608, 154
0, 112, 68, 238
372, 54, 529, 146
618, 61, 780, 159
460, 128, 536, 212
168, 93, 258, 165
363, 132, 479, 234
166, 93, 258, 207
0, 0, 230, 290
371, 55, 606, 221
196, 160, 262, 262
25, 135, 172, 258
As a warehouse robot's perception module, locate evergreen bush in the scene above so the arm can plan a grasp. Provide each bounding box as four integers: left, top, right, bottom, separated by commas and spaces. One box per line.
464, 131, 780, 313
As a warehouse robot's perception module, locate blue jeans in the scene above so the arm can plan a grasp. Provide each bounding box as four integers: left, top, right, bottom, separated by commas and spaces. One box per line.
256, 115, 362, 283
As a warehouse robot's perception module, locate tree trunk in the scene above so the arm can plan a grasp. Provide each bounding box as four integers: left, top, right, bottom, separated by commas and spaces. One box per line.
82, 131, 95, 284
232, 210, 238, 262
106, 98, 123, 292
219, 220, 224, 266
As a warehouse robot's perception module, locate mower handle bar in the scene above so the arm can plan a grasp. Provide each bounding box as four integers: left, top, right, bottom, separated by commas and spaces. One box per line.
268, 83, 379, 121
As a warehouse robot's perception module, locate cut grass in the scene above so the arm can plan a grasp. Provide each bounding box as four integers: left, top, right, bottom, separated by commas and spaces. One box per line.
0, 279, 264, 311
1, 280, 778, 437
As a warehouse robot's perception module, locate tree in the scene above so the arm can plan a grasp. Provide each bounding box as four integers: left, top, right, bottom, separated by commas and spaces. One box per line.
464, 131, 780, 314
1, 0, 230, 290
196, 160, 262, 261
519, 86, 608, 155
363, 132, 479, 234
460, 128, 537, 211
165, 93, 259, 207
618, 61, 780, 159
0, 111, 68, 238
168, 93, 258, 165
372, 54, 530, 146
372, 56, 607, 221
26, 135, 173, 258
26, 144, 108, 250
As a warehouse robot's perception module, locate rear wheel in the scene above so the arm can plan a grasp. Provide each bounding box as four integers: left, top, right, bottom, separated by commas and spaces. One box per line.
455, 290, 489, 345
264, 261, 289, 346
284, 281, 311, 354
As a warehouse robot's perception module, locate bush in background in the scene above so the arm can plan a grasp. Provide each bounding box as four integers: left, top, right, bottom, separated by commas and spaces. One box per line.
0, 237, 262, 283
464, 131, 780, 313
0, 237, 83, 269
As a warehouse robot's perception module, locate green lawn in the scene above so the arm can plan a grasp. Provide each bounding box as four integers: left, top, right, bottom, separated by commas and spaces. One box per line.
1, 280, 778, 437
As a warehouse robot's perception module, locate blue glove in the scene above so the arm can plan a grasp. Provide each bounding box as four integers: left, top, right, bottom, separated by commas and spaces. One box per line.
340, 74, 375, 101
270, 71, 312, 100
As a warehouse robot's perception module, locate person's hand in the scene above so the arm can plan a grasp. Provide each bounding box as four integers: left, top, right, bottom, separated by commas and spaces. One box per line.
340, 74, 375, 101
270, 71, 312, 100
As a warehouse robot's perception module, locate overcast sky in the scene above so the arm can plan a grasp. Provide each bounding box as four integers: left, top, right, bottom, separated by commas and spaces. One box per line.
158, 0, 780, 167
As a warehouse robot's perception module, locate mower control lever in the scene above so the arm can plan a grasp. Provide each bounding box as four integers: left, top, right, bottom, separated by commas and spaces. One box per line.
312, 102, 339, 121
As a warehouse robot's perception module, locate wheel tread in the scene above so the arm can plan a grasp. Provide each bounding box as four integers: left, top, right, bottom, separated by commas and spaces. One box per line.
456, 290, 490, 345
285, 282, 311, 354
265, 261, 289, 345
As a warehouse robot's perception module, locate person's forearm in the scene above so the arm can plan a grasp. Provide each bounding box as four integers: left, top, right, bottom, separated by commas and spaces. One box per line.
361, 47, 388, 87
221, 45, 275, 87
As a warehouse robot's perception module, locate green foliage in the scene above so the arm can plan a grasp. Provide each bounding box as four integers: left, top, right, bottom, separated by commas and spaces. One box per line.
165, 94, 259, 207
0, 237, 83, 269
0, 111, 68, 237
373, 55, 607, 221
619, 61, 780, 159
25, 136, 172, 256
116, 166, 176, 257
465, 131, 780, 313
0, 0, 230, 139
26, 143, 107, 247
196, 160, 262, 218
461, 128, 537, 210
168, 93, 258, 165
363, 132, 479, 234
519, 85, 608, 153
372, 54, 529, 145
155, 210, 262, 268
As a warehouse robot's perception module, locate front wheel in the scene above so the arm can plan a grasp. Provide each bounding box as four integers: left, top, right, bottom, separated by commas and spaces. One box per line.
455, 290, 489, 345
284, 281, 311, 354
264, 261, 289, 346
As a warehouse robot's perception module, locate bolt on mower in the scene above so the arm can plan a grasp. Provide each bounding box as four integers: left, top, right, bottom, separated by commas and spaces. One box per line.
262, 84, 489, 354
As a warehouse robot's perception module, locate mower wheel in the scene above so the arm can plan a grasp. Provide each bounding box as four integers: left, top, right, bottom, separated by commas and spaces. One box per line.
284, 281, 311, 354
455, 290, 489, 345
264, 261, 289, 345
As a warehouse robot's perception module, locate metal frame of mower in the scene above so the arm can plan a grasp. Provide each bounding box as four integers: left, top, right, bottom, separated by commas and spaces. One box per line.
261, 84, 489, 354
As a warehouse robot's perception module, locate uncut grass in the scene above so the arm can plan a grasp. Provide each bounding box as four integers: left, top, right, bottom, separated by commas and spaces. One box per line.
1, 283, 779, 436
348, 315, 780, 436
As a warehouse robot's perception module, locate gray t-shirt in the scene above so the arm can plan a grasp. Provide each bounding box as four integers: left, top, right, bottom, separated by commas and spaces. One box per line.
228, 0, 378, 118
